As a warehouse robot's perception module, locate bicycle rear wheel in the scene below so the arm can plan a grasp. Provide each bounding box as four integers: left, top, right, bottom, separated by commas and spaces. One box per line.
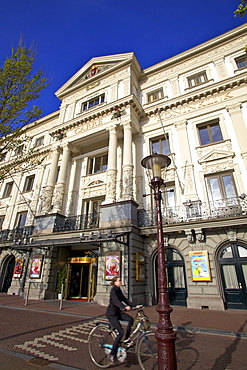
137, 331, 158, 370
88, 324, 116, 368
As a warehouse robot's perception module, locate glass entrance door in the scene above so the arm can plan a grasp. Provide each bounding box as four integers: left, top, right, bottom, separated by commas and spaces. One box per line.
67, 256, 98, 301
68, 263, 90, 299
219, 244, 247, 310
154, 248, 187, 306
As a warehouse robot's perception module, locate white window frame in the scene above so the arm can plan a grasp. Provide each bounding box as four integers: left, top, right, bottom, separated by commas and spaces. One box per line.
180, 64, 214, 93
34, 136, 44, 148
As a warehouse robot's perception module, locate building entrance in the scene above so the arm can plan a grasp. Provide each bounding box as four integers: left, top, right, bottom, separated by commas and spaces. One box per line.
219, 243, 247, 310
154, 248, 187, 306
0, 255, 15, 293
67, 257, 97, 301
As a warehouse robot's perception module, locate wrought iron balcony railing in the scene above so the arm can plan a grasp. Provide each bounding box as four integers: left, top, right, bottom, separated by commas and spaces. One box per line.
0, 226, 34, 243
137, 197, 247, 227
53, 213, 100, 232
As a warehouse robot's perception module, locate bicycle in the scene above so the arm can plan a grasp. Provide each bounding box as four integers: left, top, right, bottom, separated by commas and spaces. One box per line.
88, 306, 157, 369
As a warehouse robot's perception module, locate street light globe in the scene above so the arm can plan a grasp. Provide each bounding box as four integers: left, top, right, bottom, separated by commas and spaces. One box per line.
141, 153, 171, 179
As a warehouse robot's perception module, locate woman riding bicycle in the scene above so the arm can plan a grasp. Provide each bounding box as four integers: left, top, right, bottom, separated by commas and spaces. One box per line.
106, 276, 141, 363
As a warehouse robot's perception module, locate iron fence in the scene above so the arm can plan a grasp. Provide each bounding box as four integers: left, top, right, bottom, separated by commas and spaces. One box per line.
137, 197, 247, 227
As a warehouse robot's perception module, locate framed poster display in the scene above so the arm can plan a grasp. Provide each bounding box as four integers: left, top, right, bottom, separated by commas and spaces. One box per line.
30, 255, 43, 279
105, 251, 121, 280
189, 250, 212, 282
13, 259, 24, 278
136, 252, 145, 281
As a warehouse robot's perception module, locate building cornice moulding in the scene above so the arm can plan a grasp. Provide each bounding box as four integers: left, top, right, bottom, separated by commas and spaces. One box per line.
50, 94, 144, 136
144, 75, 247, 118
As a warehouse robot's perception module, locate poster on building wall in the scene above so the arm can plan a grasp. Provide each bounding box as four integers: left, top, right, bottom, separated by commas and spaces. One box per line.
105, 251, 121, 280
189, 251, 212, 282
13, 259, 24, 278
136, 252, 145, 281
30, 255, 43, 279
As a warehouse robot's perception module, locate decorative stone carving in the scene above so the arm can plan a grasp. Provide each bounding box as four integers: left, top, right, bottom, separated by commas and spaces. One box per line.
105, 171, 117, 202
195, 228, 205, 242
40, 186, 54, 214
164, 235, 169, 247
53, 184, 65, 212
226, 228, 237, 241
122, 167, 133, 200
185, 229, 194, 243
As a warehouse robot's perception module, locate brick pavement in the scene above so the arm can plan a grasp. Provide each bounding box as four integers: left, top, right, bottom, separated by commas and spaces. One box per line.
0, 293, 247, 369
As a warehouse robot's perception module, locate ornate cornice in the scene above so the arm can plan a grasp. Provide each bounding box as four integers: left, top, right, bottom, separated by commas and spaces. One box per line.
144, 75, 247, 117
51, 95, 144, 136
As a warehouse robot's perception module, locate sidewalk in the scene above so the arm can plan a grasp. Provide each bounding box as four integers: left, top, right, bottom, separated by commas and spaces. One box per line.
0, 293, 247, 370
1, 293, 247, 338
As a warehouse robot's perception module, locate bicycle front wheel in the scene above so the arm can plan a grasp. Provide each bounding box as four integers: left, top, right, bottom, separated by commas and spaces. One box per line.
88, 324, 116, 368
137, 331, 158, 370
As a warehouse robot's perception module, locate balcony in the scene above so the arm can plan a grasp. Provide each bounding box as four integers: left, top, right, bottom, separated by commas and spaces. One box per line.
53, 213, 100, 232
137, 197, 247, 227
0, 226, 34, 243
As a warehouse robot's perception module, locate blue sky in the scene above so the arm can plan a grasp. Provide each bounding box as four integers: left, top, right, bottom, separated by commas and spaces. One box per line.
0, 0, 246, 117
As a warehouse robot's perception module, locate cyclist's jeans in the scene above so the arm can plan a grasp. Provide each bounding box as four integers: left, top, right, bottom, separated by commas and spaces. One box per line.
107, 312, 134, 356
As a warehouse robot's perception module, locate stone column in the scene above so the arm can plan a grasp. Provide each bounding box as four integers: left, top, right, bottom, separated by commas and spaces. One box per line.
40, 146, 60, 214
227, 103, 247, 170
175, 120, 198, 200
53, 144, 71, 213
104, 126, 118, 204
122, 122, 133, 201
67, 158, 82, 216
28, 165, 46, 221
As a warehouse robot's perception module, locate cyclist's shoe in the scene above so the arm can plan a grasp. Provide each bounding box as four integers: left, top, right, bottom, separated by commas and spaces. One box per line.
108, 355, 117, 365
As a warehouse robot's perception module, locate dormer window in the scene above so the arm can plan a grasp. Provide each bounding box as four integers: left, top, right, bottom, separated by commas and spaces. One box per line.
82, 94, 105, 112
187, 71, 208, 87
235, 55, 247, 70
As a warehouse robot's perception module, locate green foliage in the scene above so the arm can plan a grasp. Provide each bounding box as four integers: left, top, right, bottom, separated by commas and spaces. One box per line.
0, 45, 49, 180
234, 1, 247, 17
56, 265, 68, 296
0, 45, 48, 136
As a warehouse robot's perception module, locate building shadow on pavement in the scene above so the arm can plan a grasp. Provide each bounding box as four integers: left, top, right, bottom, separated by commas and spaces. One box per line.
175, 321, 199, 370
211, 319, 247, 370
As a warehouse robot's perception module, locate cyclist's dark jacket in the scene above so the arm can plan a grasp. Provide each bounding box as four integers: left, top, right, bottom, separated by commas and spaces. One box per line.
106, 285, 133, 316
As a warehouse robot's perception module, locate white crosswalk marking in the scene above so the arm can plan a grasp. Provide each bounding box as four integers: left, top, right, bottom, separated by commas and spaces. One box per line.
14, 319, 99, 360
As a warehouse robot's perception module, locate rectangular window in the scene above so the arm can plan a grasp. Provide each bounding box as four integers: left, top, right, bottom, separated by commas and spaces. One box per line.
235, 55, 247, 69
88, 154, 108, 174
147, 88, 164, 103
14, 145, 24, 156
15, 211, 28, 229
206, 173, 237, 202
188, 71, 208, 87
151, 136, 170, 155
23, 175, 35, 192
82, 94, 105, 111
198, 120, 223, 146
2, 182, 14, 198
0, 216, 4, 230
0, 153, 6, 162
34, 136, 44, 147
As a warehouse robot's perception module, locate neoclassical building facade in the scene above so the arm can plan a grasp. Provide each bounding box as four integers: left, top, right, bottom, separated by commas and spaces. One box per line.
1, 24, 247, 310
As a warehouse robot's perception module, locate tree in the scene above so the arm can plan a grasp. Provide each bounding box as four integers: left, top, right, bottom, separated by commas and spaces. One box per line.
0, 45, 49, 179
234, 1, 247, 17
234, 1, 247, 52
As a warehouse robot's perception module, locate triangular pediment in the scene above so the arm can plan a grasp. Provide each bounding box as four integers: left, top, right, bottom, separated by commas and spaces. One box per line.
198, 149, 235, 164
56, 52, 136, 98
